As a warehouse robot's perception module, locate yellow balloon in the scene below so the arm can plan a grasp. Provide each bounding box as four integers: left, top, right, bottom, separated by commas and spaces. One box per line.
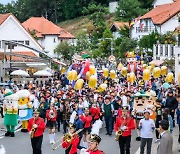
86, 71, 91, 80
147, 66, 153, 72
121, 67, 127, 77
110, 70, 116, 79
161, 66, 167, 75
153, 67, 161, 78
89, 65, 96, 75
165, 73, 174, 83
150, 61, 155, 68
74, 79, 84, 90
71, 70, 77, 80
98, 83, 107, 92
103, 68, 109, 78
129, 72, 136, 83
67, 71, 73, 80
88, 75, 97, 89
143, 64, 148, 69
117, 63, 123, 71
127, 73, 130, 82
143, 69, 150, 81
61, 67, 66, 74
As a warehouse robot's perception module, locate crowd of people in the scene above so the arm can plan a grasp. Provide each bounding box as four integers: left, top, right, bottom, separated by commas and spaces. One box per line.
0, 73, 179, 154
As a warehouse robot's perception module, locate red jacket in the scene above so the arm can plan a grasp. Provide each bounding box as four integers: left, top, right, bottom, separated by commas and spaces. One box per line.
46, 109, 57, 121
28, 117, 46, 137
90, 107, 100, 120
86, 149, 105, 154
62, 134, 79, 154
114, 116, 135, 137
80, 115, 92, 128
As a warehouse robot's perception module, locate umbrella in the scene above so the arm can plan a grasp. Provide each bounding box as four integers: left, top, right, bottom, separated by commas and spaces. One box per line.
10, 70, 29, 77
163, 82, 170, 89
33, 70, 52, 76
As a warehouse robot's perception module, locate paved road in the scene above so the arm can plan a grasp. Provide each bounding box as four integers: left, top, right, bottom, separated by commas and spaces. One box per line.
0, 119, 179, 154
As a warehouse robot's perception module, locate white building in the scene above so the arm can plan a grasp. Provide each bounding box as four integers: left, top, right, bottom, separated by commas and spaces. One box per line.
174, 46, 180, 82
131, 0, 180, 40
0, 13, 51, 78
152, 0, 179, 8
109, 1, 119, 13
22, 17, 75, 57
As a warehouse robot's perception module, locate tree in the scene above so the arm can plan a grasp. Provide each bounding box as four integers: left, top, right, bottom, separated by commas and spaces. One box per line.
116, 0, 147, 22
54, 42, 74, 61
138, 0, 154, 9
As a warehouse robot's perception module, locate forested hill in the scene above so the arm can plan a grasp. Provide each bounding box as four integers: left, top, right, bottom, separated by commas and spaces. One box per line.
0, 0, 154, 23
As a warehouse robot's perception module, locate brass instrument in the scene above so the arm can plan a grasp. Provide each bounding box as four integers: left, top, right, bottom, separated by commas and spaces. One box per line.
30, 128, 35, 138
115, 129, 123, 141
49, 110, 55, 119
52, 128, 83, 150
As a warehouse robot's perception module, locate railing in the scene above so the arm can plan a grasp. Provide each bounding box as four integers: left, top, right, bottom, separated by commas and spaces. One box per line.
136, 26, 155, 33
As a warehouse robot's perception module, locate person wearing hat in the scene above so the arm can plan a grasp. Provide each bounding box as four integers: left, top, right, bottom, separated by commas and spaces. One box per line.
114, 106, 135, 154
80, 134, 105, 154
101, 96, 114, 136
46, 104, 57, 144
62, 123, 80, 154
165, 90, 178, 127
139, 109, 155, 154
157, 120, 173, 154
28, 109, 46, 154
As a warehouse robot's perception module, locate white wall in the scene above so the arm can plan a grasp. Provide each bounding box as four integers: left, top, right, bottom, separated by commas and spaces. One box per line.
109, 2, 118, 13
174, 46, 180, 82
0, 15, 41, 56
153, 0, 173, 7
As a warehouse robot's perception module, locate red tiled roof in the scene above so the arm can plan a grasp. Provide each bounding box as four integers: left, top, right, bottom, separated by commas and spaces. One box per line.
112, 22, 129, 30
0, 13, 11, 25
0, 51, 38, 61
22, 17, 75, 39
140, 1, 180, 25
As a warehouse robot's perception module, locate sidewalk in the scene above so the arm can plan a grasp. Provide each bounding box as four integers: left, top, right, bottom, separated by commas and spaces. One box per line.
0, 117, 21, 137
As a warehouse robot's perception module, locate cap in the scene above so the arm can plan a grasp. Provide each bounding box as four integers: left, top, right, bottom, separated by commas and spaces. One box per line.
88, 134, 101, 144
105, 96, 111, 100
144, 109, 150, 114
33, 109, 40, 114
122, 106, 129, 111
68, 123, 76, 129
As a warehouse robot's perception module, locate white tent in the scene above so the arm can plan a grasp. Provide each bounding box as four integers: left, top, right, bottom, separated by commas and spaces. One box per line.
33, 70, 52, 76
10, 70, 29, 77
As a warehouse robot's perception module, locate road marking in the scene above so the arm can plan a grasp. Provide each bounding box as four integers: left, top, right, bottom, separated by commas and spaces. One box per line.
0, 127, 21, 139
135, 147, 140, 154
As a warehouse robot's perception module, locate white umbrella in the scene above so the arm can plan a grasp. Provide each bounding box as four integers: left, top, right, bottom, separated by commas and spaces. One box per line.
11, 70, 29, 77
33, 70, 52, 76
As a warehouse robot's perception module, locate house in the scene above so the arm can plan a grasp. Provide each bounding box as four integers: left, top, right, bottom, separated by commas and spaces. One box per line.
110, 21, 129, 39
130, 0, 180, 40
22, 17, 75, 57
0, 13, 49, 78
109, 1, 119, 13
152, 0, 180, 8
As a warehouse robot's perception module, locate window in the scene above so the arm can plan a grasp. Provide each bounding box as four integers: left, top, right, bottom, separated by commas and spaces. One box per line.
178, 34, 180, 47
25, 40, 29, 45
179, 61, 180, 65
54, 38, 56, 43
160, 45, 163, 56
170, 45, 174, 56
156, 45, 158, 55
156, 57, 160, 60
0, 41, 1, 48
165, 45, 168, 56
178, 54, 180, 57
178, 17, 180, 23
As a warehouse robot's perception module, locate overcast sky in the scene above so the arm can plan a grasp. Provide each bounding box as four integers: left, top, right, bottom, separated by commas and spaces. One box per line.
0, 0, 17, 5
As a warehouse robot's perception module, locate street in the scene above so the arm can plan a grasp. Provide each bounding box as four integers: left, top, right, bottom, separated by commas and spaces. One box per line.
0, 121, 179, 154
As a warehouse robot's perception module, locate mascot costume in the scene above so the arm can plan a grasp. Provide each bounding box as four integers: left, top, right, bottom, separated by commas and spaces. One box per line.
132, 91, 149, 141
3, 89, 18, 137
16, 90, 33, 132
126, 52, 137, 73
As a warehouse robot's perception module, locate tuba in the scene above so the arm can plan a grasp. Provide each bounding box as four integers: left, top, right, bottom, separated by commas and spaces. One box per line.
115, 130, 124, 141
49, 110, 55, 119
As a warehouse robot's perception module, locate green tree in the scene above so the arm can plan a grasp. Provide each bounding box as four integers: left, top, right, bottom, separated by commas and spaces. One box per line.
54, 42, 74, 61
116, 0, 147, 22
138, 0, 154, 9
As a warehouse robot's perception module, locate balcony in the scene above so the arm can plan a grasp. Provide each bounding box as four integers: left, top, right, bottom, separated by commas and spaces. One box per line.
136, 26, 155, 33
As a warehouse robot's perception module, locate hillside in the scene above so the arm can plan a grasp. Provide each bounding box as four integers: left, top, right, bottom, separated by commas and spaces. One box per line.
58, 14, 115, 36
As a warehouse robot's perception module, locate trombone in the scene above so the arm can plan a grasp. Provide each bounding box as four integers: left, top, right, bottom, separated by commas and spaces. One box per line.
52, 128, 83, 150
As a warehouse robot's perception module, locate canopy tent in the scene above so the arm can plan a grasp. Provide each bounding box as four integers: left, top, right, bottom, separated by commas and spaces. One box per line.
10, 69, 29, 77
33, 70, 52, 76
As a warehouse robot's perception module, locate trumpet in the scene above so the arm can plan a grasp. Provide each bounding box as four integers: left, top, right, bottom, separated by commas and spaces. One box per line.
49, 110, 55, 119
115, 129, 123, 141
52, 128, 83, 150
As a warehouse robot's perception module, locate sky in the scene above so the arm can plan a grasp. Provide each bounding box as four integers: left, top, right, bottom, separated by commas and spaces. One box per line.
0, 0, 17, 5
